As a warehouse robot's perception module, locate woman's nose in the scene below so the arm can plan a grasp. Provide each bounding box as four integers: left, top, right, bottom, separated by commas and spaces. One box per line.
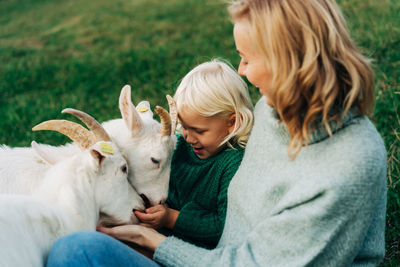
238, 62, 245, 76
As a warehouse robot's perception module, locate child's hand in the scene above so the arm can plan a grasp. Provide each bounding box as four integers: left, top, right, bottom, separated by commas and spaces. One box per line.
135, 204, 179, 230
135, 204, 168, 229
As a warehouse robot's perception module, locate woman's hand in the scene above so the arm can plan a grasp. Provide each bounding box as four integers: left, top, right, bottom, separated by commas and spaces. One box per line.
135, 204, 179, 229
97, 224, 166, 251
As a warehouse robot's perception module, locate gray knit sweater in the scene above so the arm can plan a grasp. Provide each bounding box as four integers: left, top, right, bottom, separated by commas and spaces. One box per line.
154, 97, 387, 267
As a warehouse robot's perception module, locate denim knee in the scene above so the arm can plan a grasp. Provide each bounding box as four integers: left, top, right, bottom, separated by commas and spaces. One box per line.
46, 230, 160, 267
46, 231, 103, 266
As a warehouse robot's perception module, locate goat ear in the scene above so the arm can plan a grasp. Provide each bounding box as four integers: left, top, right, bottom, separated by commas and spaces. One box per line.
119, 85, 143, 135
31, 141, 58, 165
90, 149, 106, 167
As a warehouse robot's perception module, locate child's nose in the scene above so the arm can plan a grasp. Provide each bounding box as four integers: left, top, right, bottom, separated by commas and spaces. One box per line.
185, 132, 196, 145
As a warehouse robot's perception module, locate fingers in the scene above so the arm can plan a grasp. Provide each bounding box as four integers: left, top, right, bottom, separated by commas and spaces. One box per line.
97, 224, 165, 250
97, 225, 145, 242
97, 225, 125, 240
96, 226, 110, 234
145, 204, 164, 214
135, 210, 156, 222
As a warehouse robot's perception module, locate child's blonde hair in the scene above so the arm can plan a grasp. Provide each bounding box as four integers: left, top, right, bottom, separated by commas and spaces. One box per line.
174, 59, 254, 148
229, 0, 375, 158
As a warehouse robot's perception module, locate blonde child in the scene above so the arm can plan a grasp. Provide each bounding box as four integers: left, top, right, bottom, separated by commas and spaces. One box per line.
134, 59, 254, 248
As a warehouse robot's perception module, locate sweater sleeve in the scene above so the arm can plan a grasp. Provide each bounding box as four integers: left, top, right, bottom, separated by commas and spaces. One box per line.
172, 162, 238, 247
154, 156, 387, 266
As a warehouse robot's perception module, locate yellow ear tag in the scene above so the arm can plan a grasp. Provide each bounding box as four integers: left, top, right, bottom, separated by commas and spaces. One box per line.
100, 142, 114, 155
136, 106, 148, 113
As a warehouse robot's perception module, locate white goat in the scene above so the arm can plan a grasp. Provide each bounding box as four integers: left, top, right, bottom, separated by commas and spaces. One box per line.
0, 85, 177, 206
0, 118, 144, 266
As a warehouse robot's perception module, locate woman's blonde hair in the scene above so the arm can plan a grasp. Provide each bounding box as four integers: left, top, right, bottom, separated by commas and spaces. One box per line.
174, 59, 254, 148
229, 0, 375, 158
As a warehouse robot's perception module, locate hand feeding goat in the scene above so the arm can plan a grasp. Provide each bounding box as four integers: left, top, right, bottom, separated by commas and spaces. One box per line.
0, 85, 177, 207
0, 114, 144, 266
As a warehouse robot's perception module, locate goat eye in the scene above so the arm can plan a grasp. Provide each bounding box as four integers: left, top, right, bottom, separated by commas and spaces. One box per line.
151, 157, 160, 164
121, 164, 127, 173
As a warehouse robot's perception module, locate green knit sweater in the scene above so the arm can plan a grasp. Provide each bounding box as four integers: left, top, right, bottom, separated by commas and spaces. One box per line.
162, 135, 244, 249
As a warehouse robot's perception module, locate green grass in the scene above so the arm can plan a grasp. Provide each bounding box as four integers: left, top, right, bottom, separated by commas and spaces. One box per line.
1, 0, 399, 265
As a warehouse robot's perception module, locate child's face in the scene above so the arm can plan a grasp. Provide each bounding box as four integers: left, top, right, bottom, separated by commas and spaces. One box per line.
178, 107, 235, 159
234, 20, 273, 106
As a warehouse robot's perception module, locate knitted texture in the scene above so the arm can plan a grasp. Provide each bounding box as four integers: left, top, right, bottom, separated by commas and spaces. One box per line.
163, 135, 244, 248
154, 97, 387, 267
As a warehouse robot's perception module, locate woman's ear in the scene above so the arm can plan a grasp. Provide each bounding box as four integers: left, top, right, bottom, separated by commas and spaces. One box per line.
227, 114, 237, 134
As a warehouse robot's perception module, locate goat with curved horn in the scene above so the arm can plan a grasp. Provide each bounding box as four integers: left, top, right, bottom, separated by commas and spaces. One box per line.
62, 108, 112, 142
32, 120, 96, 150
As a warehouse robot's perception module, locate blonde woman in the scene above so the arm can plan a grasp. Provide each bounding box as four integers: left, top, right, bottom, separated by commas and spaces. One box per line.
47, 0, 387, 266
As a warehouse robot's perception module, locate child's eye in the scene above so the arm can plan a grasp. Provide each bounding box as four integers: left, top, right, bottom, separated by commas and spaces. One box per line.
195, 129, 206, 134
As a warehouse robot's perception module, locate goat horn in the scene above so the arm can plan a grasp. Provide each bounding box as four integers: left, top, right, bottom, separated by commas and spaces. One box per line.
154, 106, 171, 136
166, 95, 177, 135
32, 120, 97, 150
62, 108, 112, 142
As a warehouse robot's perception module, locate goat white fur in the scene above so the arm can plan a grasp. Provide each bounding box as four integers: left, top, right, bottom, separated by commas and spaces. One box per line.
0, 141, 143, 266
0, 85, 177, 206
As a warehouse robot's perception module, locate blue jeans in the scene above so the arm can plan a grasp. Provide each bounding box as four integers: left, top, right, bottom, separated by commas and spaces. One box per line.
46, 231, 161, 267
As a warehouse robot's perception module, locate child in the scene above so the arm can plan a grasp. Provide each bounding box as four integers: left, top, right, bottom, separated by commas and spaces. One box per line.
134, 59, 254, 249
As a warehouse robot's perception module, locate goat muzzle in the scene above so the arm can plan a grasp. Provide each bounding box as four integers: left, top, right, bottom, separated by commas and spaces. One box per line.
140, 194, 152, 209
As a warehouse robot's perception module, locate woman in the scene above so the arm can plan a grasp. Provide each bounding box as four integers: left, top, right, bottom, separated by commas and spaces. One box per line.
46, 0, 387, 266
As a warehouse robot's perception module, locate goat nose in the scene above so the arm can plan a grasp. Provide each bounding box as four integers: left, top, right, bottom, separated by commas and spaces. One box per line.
140, 194, 151, 209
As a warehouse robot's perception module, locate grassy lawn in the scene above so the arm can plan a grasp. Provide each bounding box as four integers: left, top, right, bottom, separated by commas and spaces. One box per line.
1, 0, 399, 265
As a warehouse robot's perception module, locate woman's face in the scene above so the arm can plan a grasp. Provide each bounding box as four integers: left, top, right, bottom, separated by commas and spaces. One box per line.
233, 21, 273, 106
